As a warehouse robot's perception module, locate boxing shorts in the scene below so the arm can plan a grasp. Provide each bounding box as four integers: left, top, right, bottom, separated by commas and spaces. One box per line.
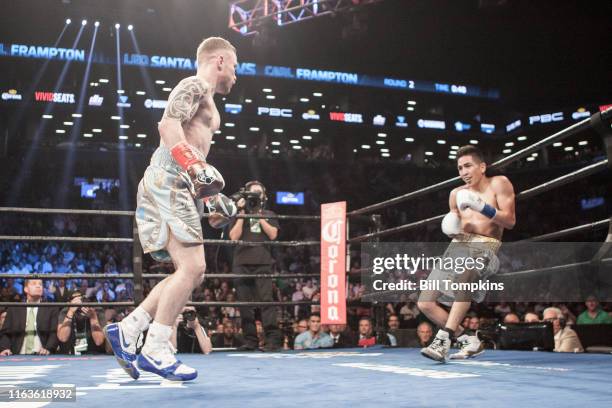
135, 145, 206, 261
426, 233, 501, 305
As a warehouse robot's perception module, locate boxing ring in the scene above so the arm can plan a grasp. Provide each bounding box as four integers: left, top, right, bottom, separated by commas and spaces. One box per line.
0, 108, 611, 407
1, 348, 612, 408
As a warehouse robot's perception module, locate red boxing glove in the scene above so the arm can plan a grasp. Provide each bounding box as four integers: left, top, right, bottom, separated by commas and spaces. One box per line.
171, 141, 224, 198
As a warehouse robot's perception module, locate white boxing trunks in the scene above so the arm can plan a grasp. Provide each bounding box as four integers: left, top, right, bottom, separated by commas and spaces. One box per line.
426, 232, 502, 305
135, 145, 206, 261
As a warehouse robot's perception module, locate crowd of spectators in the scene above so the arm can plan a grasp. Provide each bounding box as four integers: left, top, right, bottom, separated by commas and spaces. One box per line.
3, 270, 610, 355
1, 211, 610, 355
1, 217, 611, 355
0, 144, 610, 355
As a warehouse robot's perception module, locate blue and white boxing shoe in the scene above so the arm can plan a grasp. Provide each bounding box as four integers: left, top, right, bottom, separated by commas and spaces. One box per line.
103, 322, 141, 379
137, 343, 197, 381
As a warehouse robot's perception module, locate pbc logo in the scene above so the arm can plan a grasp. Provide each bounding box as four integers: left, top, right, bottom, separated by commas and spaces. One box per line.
257, 107, 292, 117
529, 112, 563, 125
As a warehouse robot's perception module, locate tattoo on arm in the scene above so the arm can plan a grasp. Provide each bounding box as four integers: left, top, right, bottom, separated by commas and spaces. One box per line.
164, 77, 206, 122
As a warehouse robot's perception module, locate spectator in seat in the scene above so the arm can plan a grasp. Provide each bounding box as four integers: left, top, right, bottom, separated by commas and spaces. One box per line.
295, 319, 308, 335
416, 321, 434, 348
388, 314, 400, 331
524, 312, 539, 323
0, 279, 59, 355
328, 324, 355, 348
398, 302, 419, 328
302, 280, 316, 300
543, 307, 584, 353
294, 313, 333, 350
386, 314, 401, 347
291, 283, 306, 319
50, 279, 72, 303
83, 280, 98, 300
255, 320, 265, 349
211, 320, 245, 349
468, 315, 480, 331
577, 295, 612, 325
96, 281, 116, 303
358, 317, 388, 347
221, 292, 240, 319
503, 313, 520, 324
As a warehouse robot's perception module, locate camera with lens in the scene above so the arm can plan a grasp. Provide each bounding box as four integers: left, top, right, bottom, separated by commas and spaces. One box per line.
230, 188, 263, 213
182, 309, 197, 322
69, 291, 85, 316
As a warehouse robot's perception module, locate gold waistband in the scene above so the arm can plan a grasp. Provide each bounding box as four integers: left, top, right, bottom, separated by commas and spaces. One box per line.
452, 232, 502, 252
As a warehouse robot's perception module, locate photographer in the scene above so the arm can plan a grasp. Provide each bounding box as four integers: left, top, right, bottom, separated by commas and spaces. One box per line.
57, 291, 106, 355
171, 306, 212, 354
229, 181, 281, 351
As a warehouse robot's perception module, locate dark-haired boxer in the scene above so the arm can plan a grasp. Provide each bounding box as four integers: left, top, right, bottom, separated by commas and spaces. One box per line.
419, 145, 516, 362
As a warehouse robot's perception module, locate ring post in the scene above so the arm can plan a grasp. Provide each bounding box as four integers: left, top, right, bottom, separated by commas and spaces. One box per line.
132, 219, 144, 305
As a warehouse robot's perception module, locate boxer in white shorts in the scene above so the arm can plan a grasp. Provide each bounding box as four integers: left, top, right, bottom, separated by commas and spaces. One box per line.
104, 37, 238, 381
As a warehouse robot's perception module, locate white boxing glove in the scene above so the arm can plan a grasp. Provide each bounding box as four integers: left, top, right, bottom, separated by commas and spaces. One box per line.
441, 212, 462, 238
204, 193, 237, 229
456, 189, 497, 219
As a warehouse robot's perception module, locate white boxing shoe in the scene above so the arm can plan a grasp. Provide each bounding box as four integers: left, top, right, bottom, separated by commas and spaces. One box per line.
421, 329, 451, 363
450, 334, 485, 360
137, 342, 197, 381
